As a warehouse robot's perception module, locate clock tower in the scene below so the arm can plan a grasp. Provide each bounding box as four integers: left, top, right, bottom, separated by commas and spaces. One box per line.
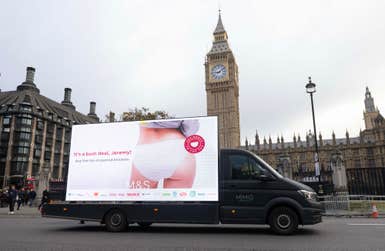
205, 12, 240, 148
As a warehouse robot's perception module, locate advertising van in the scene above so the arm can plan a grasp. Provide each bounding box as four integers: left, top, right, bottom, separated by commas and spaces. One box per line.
42, 116, 323, 235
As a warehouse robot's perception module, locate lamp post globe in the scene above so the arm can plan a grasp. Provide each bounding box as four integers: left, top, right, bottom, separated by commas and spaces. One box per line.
306, 77, 316, 94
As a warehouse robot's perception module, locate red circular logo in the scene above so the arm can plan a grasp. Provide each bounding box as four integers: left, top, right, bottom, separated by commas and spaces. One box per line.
184, 135, 205, 154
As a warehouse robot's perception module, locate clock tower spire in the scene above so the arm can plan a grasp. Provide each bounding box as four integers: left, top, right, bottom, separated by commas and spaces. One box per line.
205, 11, 240, 148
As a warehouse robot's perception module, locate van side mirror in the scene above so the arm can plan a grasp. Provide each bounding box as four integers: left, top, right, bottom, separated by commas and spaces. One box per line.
256, 172, 275, 182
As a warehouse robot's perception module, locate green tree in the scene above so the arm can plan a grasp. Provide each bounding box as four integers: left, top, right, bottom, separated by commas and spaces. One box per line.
122, 107, 172, 121
105, 107, 172, 122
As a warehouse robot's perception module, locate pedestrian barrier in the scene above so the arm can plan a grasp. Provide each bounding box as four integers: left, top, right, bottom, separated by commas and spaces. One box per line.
319, 193, 385, 217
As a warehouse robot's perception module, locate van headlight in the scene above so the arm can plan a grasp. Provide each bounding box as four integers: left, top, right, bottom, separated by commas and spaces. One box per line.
298, 190, 318, 201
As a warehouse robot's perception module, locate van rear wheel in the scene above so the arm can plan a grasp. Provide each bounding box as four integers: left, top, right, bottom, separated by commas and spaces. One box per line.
105, 209, 127, 232
268, 206, 298, 235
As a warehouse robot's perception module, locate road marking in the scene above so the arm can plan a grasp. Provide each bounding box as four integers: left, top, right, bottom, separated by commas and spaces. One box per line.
348, 223, 385, 226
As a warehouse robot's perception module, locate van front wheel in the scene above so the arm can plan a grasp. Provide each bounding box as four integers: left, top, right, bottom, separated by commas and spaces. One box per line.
268, 207, 298, 235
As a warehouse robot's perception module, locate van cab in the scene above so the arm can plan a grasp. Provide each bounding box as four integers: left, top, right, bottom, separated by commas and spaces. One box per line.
219, 149, 323, 234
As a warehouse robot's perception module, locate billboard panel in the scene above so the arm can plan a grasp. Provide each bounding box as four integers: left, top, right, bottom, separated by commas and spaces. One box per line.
66, 116, 218, 201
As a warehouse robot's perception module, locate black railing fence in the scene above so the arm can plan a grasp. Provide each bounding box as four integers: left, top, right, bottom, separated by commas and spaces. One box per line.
347, 167, 385, 195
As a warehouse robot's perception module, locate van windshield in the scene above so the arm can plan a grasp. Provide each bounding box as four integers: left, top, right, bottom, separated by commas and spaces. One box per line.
253, 154, 283, 178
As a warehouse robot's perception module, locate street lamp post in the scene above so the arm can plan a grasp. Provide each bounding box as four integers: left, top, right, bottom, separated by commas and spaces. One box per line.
305, 77, 323, 194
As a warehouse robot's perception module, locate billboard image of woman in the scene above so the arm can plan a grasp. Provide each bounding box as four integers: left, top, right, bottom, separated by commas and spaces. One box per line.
131, 119, 201, 189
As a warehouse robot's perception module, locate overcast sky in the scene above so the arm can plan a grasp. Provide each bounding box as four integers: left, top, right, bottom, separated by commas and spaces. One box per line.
1, 0, 385, 144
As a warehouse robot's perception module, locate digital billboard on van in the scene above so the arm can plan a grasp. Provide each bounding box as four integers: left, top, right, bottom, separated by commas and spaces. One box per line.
65, 116, 219, 201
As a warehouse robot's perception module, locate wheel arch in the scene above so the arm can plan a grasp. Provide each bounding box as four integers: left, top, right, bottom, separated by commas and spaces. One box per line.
264, 197, 304, 225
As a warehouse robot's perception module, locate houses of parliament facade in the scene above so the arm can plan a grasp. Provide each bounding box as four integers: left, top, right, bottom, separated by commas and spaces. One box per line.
243, 87, 385, 193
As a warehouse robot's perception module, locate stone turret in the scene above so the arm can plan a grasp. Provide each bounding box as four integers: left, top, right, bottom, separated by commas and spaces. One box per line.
363, 87, 381, 130
281, 135, 284, 149
268, 136, 272, 150
346, 130, 350, 144
255, 130, 260, 150
365, 87, 375, 112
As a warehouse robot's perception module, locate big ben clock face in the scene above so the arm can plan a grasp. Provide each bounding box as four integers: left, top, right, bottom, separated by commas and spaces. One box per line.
211, 64, 227, 80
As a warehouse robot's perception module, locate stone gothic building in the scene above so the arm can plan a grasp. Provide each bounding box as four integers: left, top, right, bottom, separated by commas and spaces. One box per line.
205, 12, 241, 148
243, 87, 385, 191
0, 67, 99, 192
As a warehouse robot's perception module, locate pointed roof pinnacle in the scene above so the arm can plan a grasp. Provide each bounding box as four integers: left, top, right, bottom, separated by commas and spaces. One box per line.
214, 10, 226, 34
365, 86, 371, 97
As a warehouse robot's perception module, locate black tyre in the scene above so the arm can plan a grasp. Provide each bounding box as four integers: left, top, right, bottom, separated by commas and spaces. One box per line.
268, 206, 299, 235
138, 222, 152, 228
105, 209, 127, 232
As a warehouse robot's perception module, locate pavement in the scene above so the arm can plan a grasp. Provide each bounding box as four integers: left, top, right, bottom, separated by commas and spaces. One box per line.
0, 204, 41, 217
